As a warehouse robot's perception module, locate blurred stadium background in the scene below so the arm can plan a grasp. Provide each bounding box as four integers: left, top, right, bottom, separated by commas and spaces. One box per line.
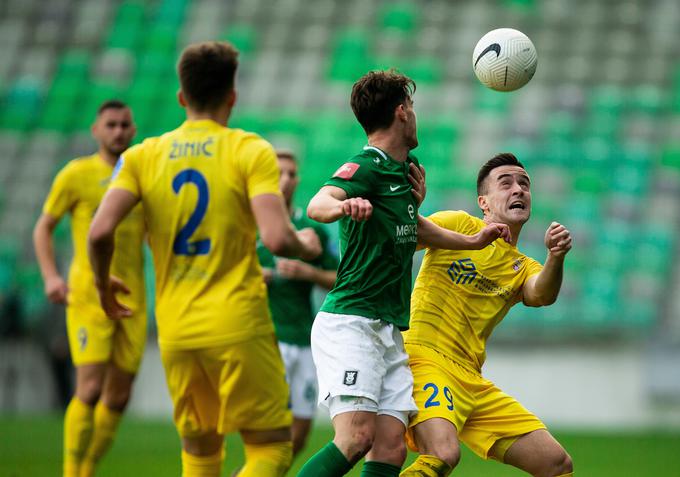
2, 0, 680, 475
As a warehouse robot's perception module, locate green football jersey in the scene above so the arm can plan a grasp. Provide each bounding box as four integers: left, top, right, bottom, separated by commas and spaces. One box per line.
320, 146, 420, 329
257, 207, 338, 346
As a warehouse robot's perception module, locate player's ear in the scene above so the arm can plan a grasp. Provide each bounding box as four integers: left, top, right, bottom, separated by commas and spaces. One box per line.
227, 89, 237, 108
478, 195, 489, 215
177, 90, 187, 107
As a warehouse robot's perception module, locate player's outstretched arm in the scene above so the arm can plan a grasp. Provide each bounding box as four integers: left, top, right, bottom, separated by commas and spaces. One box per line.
417, 215, 511, 250
307, 185, 372, 223
88, 188, 139, 319
33, 213, 69, 305
252, 194, 322, 261
275, 258, 337, 289
523, 221, 572, 307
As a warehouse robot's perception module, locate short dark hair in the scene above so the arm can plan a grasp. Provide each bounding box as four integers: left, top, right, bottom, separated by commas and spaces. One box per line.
350, 70, 416, 135
177, 41, 239, 111
276, 149, 297, 163
477, 153, 525, 195
97, 99, 128, 115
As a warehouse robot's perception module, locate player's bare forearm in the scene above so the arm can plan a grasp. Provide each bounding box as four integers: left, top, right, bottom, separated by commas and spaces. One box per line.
88, 230, 115, 290
417, 215, 476, 250
307, 187, 347, 223
33, 214, 60, 282
313, 269, 337, 289
523, 254, 565, 307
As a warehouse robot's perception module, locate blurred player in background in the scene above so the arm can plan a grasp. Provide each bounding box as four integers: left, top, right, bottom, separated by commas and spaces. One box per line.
257, 149, 338, 459
87, 41, 321, 477
299, 70, 510, 477
33, 100, 145, 477
401, 153, 573, 477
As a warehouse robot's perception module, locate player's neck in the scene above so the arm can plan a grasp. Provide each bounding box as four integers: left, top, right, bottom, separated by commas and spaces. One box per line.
98, 149, 118, 167
367, 131, 409, 163
185, 105, 231, 127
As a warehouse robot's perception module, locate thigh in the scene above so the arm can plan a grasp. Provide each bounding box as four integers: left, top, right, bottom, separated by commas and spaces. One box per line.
288, 346, 318, 419
378, 327, 417, 424
219, 334, 292, 434
499, 429, 571, 475
66, 304, 113, 367
460, 381, 545, 460
311, 312, 387, 407
160, 347, 221, 438
111, 311, 147, 374
405, 344, 473, 452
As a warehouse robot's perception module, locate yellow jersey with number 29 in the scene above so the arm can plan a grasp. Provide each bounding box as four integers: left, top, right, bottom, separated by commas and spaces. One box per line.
111, 119, 282, 351
404, 210, 543, 373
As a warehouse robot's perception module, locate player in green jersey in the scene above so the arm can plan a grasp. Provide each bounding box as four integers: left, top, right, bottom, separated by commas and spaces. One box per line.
297, 70, 511, 477
257, 149, 338, 459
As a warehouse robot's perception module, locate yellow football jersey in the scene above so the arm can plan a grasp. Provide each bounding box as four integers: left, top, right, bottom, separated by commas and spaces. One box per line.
404, 210, 543, 372
111, 119, 282, 350
42, 154, 146, 314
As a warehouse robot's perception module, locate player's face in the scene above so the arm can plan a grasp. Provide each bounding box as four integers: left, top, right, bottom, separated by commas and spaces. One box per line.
479, 165, 531, 225
92, 108, 136, 156
278, 157, 299, 203
402, 98, 418, 149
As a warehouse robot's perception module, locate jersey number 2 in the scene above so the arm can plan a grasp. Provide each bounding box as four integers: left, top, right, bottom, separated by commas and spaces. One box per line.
172, 169, 211, 255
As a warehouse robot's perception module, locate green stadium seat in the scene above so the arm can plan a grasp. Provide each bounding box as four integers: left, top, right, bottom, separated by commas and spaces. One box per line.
56, 50, 92, 79
0, 78, 44, 131
220, 24, 258, 54
143, 25, 178, 54
589, 85, 626, 115
15, 265, 48, 327
544, 112, 578, 141
474, 85, 511, 112
629, 85, 667, 115
379, 3, 419, 33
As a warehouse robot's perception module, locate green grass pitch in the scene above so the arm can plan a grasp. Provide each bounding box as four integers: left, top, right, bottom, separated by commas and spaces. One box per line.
1, 415, 679, 476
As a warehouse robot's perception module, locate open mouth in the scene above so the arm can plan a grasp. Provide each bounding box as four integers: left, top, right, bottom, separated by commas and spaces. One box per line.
509, 202, 525, 210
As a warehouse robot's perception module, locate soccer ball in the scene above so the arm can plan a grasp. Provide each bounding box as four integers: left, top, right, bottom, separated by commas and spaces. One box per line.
472, 28, 537, 92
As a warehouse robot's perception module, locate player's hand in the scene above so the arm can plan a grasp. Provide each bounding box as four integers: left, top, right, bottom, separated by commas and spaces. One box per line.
262, 267, 275, 284
297, 228, 322, 261
96, 275, 132, 320
544, 221, 572, 258
472, 222, 512, 249
45, 275, 69, 305
342, 197, 372, 222
276, 259, 315, 281
408, 163, 427, 207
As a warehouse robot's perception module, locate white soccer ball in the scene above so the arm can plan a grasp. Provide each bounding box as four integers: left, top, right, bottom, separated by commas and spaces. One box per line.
472, 28, 537, 92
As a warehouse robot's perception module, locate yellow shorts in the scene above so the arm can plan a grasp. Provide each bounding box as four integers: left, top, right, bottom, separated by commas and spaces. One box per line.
66, 301, 147, 374
405, 343, 545, 460
160, 333, 292, 437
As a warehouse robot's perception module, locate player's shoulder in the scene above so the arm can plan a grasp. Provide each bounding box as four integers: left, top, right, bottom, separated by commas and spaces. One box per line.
226, 127, 273, 152
58, 153, 100, 176
428, 209, 475, 224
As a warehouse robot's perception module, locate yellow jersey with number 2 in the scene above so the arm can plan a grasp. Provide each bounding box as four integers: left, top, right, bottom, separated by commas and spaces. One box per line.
404, 210, 543, 373
111, 119, 282, 351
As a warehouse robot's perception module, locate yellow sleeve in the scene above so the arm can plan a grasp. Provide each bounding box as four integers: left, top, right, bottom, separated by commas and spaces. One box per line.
42, 164, 76, 219
241, 138, 282, 199
111, 144, 144, 197
524, 256, 544, 279
426, 210, 468, 232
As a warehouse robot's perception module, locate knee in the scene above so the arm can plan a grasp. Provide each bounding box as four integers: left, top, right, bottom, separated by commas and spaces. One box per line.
432, 445, 461, 469
77, 380, 103, 406
372, 435, 408, 466
338, 426, 375, 463
102, 386, 131, 412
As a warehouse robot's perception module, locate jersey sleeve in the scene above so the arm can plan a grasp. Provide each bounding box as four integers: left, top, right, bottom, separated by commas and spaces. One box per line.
324, 157, 375, 198
111, 143, 144, 197
523, 256, 544, 279
242, 139, 281, 199
42, 164, 76, 219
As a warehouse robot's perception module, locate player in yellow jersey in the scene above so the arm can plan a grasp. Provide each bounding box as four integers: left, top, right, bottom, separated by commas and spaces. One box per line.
87, 42, 321, 477
401, 153, 574, 477
33, 100, 146, 477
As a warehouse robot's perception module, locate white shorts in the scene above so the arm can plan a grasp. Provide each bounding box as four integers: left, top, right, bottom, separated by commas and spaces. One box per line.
278, 342, 318, 419
311, 311, 417, 422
